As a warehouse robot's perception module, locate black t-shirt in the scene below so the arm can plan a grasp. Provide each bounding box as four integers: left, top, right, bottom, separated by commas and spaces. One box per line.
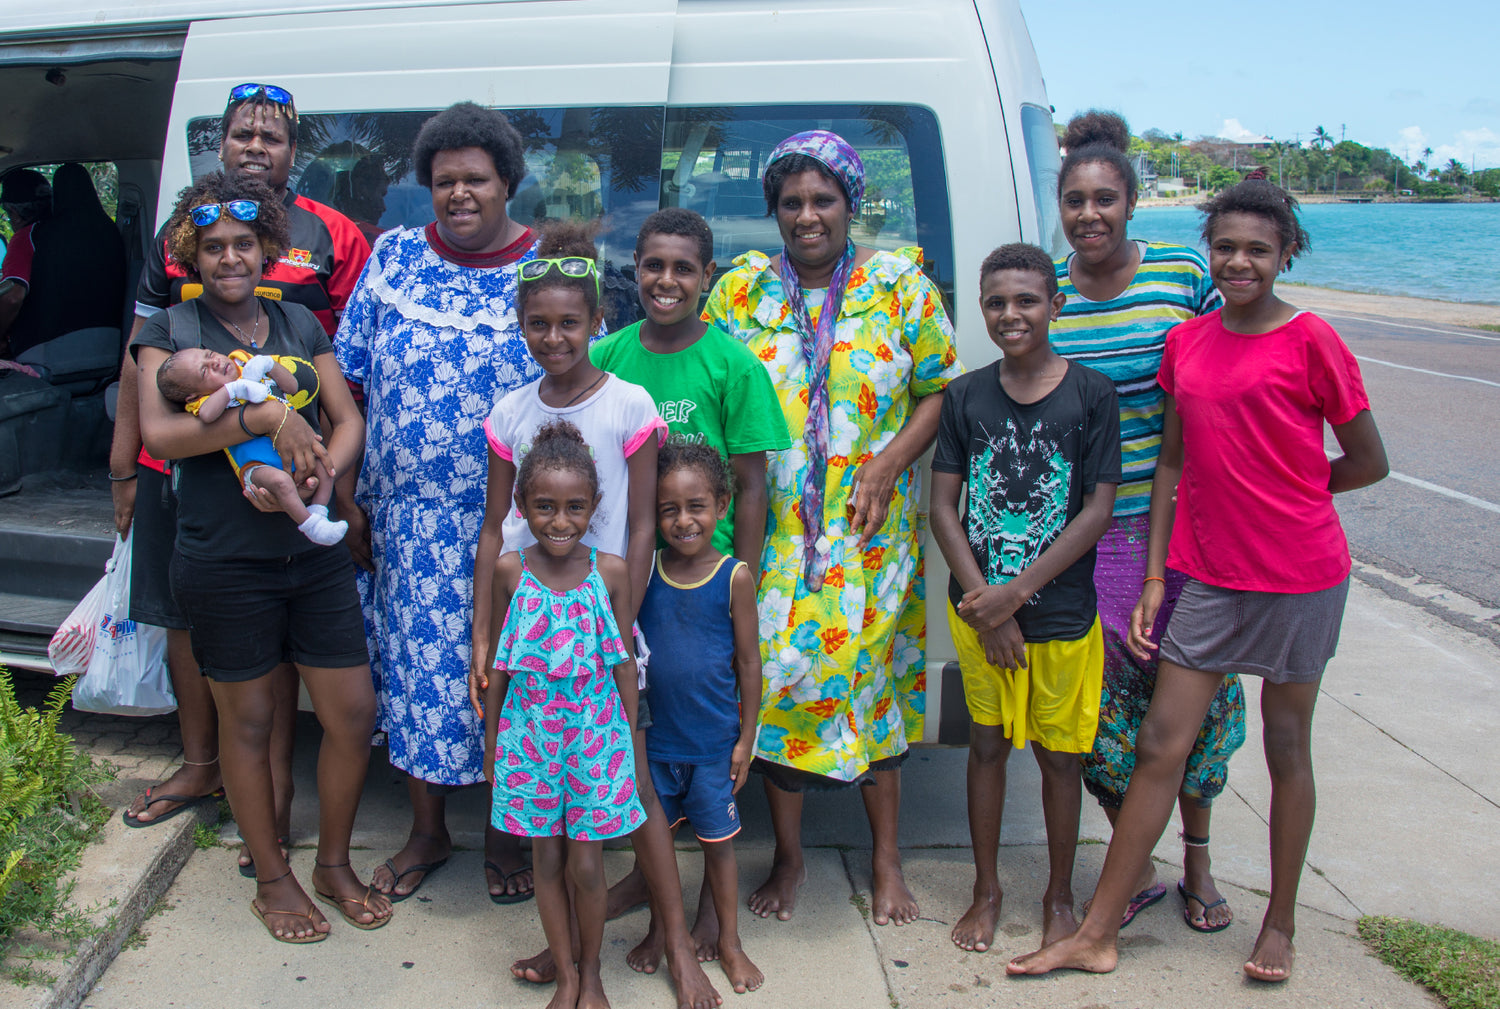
129, 298, 333, 562
932, 359, 1122, 642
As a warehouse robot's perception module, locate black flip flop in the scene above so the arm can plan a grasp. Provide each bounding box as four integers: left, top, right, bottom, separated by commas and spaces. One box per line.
1177, 879, 1233, 933
484, 859, 535, 905
383, 856, 448, 902
238, 835, 292, 879
122, 788, 222, 828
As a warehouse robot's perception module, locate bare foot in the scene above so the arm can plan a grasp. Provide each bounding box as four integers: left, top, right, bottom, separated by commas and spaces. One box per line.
577, 963, 611, 1009
626, 917, 664, 974
606, 863, 651, 919
544, 969, 580, 1009
691, 889, 721, 961
513, 948, 557, 985
951, 887, 1002, 952
666, 939, 722, 1009
371, 832, 451, 898
254, 873, 330, 941
870, 855, 919, 926
718, 942, 763, 993
1041, 888, 1078, 947
747, 859, 806, 921
123, 762, 222, 824
1006, 931, 1118, 976
1243, 924, 1295, 982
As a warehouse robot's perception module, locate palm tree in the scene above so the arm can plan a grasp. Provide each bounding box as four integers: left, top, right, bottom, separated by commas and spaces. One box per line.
1441, 158, 1469, 187
1311, 126, 1334, 150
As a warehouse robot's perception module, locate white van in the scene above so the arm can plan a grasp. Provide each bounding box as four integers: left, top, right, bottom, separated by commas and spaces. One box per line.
0, 0, 1063, 742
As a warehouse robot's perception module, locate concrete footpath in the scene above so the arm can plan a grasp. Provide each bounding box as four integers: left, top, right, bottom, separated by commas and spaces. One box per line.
16, 573, 1500, 1009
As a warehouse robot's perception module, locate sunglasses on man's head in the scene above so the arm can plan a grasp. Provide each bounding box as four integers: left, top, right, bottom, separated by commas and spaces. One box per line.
229, 83, 295, 107
519, 256, 600, 295
190, 200, 260, 227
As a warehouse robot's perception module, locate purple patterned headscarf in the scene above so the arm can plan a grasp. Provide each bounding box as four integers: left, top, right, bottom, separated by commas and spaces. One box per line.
765, 130, 866, 213
765, 130, 865, 591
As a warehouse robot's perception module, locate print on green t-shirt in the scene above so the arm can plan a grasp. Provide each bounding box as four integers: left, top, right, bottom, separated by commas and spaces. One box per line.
591, 320, 791, 555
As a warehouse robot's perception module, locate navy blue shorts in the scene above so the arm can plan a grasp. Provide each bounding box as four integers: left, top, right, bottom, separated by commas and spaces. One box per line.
648, 756, 739, 842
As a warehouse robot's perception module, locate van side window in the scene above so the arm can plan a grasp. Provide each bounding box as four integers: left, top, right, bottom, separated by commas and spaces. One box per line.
661, 104, 955, 315
1019, 104, 1065, 256
186, 107, 665, 331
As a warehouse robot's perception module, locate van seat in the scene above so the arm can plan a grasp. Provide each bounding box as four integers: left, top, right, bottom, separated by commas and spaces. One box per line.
16, 327, 122, 395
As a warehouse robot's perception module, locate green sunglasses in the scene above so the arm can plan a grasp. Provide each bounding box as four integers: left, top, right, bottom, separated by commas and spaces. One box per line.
519, 256, 600, 297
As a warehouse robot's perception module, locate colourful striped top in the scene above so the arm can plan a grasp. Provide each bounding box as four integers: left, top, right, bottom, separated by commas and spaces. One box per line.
1052, 241, 1220, 516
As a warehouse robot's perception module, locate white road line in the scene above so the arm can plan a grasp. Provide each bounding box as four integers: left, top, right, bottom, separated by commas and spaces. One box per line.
1325, 449, 1500, 515
1320, 311, 1500, 342
1353, 355, 1500, 389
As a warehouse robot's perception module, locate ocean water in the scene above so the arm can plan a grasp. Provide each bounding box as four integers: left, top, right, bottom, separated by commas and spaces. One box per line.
1131, 202, 1500, 305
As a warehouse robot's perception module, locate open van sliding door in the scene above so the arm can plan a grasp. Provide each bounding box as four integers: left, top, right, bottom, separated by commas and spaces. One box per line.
159, 0, 677, 333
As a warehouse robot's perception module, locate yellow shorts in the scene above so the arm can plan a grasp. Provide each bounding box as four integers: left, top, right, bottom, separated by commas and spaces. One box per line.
947, 601, 1102, 753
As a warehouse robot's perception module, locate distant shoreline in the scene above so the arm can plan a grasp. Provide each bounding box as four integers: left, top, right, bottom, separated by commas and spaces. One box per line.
1282, 283, 1500, 328
1138, 193, 1498, 207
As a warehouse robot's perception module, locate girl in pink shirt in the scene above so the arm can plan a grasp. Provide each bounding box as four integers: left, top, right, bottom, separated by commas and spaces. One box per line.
1009, 180, 1388, 984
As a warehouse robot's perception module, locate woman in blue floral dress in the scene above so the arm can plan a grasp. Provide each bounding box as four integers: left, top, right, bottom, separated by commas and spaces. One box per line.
334, 102, 539, 903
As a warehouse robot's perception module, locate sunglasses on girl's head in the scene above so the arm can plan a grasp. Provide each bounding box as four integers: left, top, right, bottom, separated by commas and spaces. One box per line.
189, 200, 260, 227
229, 83, 295, 107
519, 256, 601, 294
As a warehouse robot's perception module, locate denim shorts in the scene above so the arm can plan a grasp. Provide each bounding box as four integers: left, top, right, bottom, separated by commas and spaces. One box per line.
169, 545, 370, 682
648, 755, 739, 842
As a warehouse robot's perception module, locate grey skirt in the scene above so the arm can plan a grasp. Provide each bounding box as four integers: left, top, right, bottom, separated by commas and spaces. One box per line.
1159, 577, 1350, 684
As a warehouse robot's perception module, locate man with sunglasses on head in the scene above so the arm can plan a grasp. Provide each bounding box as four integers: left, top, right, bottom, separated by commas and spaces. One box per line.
110, 84, 371, 858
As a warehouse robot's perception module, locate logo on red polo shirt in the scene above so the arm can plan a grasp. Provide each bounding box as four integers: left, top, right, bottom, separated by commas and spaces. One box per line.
282, 247, 313, 268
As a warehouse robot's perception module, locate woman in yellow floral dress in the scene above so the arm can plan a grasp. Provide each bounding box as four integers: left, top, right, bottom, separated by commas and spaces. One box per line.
703, 130, 961, 927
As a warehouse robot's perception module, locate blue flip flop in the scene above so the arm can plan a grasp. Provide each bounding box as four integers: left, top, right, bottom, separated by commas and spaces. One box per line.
1178, 879, 1232, 933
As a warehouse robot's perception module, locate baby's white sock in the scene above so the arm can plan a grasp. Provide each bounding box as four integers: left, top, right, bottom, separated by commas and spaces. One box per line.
298, 512, 348, 545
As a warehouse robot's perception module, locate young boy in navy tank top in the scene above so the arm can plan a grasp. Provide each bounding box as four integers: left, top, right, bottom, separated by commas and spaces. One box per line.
637, 439, 765, 994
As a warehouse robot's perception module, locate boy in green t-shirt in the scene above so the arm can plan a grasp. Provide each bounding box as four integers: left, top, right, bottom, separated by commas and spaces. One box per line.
588, 208, 788, 969
592, 208, 790, 579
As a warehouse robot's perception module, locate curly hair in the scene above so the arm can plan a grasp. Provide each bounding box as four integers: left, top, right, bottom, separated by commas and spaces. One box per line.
657, 435, 734, 501
1058, 110, 1137, 201
1199, 180, 1311, 270
762, 154, 847, 217
413, 102, 527, 199
979, 242, 1059, 300
164, 173, 288, 275
515, 420, 600, 503
635, 207, 714, 269
516, 220, 600, 318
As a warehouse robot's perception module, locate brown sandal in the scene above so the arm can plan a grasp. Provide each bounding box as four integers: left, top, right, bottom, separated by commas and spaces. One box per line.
313, 860, 392, 930
250, 870, 328, 944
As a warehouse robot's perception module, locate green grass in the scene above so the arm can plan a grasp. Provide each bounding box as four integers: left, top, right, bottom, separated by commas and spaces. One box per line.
191, 823, 220, 850
1359, 915, 1500, 1009
1475, 323, 1500, 333
0, 670, 117, 986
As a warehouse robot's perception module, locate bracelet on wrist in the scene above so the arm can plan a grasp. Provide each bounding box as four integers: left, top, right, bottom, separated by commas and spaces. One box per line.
1143, 575, 1165, 585
238, 402, 256, 438
107, 471, 138, 482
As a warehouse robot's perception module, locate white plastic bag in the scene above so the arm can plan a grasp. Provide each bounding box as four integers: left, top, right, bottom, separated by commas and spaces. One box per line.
71, 532, 175, 716
47, 569, 109, 676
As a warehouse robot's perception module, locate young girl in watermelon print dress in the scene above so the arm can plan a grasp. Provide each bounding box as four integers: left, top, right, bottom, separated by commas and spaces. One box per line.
483, 420, 645, 1009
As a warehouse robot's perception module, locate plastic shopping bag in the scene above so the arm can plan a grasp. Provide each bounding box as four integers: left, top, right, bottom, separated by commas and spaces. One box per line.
47, 569, 109, 677
71, 532, 175, 716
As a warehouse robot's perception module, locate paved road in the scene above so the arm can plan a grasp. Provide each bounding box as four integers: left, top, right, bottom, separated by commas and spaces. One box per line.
1318, 309, 1500, 611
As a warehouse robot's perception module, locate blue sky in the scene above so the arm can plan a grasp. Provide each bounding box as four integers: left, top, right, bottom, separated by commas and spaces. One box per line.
1021, 1, 1500, 171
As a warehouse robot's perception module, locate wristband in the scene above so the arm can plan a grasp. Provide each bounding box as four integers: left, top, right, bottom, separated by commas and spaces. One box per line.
238, 403, 256, 438
1143, 575, 1165, 585
107, 471, 138, 482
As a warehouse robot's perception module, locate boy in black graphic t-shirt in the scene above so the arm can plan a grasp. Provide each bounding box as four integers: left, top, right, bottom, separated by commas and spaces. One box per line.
930, 243, 1121, 957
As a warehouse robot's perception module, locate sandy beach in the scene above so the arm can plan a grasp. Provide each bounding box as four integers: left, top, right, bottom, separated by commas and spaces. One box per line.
1283, 283, 1500, 328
